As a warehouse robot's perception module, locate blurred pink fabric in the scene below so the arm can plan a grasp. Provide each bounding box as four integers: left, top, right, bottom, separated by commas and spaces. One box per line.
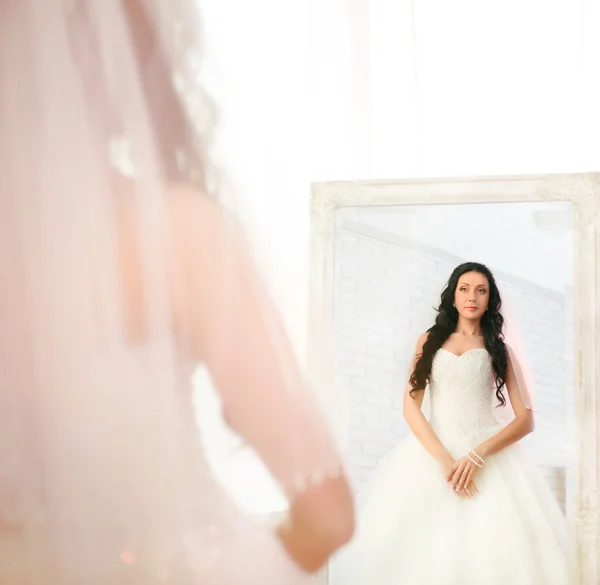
0, 1, 342, 583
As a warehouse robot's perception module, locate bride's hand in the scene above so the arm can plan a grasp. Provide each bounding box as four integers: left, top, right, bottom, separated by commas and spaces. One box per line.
446, 455, 480, 497
460, 480, 479, 499
440, 454, 478, 498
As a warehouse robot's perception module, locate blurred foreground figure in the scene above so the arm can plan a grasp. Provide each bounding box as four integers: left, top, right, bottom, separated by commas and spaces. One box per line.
0, 1, 354, 583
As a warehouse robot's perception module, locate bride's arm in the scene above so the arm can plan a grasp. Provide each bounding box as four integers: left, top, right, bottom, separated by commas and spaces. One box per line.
403, 333, 453, 468
167, 189, 354, 573
473, 352, 535, 459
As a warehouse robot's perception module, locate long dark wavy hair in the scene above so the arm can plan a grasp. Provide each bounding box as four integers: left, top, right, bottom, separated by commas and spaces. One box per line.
409, 262, 508, 406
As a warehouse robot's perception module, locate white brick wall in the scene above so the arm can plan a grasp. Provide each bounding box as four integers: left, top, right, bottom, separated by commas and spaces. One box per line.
334, 227, 573, 511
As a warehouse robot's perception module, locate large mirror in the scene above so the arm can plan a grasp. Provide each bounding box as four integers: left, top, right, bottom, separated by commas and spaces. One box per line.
308, 174, 600, 585
334, 201, 574, 512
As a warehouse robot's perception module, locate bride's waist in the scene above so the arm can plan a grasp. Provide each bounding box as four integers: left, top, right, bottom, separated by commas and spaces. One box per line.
429, 413, 501, 439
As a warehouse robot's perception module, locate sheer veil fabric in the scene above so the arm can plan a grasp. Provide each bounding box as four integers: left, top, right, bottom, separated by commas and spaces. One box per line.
0, 1, 341, 583
493, 282, 535, 421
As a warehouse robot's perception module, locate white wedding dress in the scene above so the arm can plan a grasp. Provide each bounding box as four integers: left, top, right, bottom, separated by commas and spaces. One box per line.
330, 347, 575, 585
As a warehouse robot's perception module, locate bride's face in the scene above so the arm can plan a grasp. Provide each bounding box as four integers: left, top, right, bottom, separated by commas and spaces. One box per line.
454, 271, 490, 321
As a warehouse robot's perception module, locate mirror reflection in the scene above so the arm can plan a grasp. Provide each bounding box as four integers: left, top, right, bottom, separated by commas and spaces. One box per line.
329, 201, 575, 584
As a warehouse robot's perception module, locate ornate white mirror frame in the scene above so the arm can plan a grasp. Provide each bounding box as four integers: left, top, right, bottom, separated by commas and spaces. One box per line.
308, 173, 600, 585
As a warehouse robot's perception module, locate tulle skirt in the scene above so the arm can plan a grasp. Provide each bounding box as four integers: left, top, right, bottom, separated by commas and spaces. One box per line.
329, 428, 575, 585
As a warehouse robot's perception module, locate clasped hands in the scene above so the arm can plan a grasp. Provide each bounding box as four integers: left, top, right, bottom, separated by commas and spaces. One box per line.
444, 449, 485, 499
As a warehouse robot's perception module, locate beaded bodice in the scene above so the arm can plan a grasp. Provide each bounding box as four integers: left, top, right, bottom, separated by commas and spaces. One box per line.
428, 348, 500, 440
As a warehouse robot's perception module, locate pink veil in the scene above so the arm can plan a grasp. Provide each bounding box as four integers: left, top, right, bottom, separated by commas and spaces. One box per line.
0, 1, 342, 583
495, 282, 535, 422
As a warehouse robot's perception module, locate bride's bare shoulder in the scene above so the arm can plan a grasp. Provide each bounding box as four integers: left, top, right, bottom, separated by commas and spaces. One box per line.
416, 331, 430, 350
115, 181, 236, 264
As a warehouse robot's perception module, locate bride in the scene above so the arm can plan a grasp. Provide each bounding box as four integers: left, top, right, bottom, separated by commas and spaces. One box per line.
330, 261, 575, 585
0, 1, 354, 583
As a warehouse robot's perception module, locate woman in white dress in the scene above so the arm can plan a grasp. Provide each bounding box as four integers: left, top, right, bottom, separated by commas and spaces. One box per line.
330, 261, 574, 585
0, 1, 354, 583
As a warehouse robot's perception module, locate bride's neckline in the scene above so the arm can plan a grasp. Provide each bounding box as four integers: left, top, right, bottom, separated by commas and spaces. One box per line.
439, 347, 488, 359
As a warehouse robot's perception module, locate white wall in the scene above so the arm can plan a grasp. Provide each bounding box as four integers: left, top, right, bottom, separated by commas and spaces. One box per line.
333, 224, 573, 510
200, 0, 313, 356
339, 202, 573, 292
